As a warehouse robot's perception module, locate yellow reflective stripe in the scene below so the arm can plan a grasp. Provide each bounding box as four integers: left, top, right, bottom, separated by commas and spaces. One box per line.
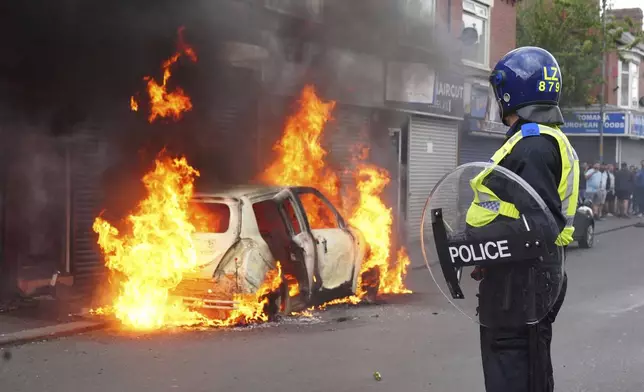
498, 202, 520, 219
535, 126, 580, 223
466, 203, 498, 228
540, 127, 578, 218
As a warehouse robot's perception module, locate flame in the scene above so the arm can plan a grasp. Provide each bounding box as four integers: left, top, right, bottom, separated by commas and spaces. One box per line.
132, 27, 197, 123
260, 85, 411, 305
130, 96, 139, 112
92, 152, 285, 330
349, 163, 412, 296
285, 274, 300, 297
260, 85, 341, 227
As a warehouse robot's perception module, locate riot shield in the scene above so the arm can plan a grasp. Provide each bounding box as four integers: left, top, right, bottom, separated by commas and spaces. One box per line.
421, 162, 564, 329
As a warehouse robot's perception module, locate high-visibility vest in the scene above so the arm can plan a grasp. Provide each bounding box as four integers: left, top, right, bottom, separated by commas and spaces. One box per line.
465, 122, 580, 246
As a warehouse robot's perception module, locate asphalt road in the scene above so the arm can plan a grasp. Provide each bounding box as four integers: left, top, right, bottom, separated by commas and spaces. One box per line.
1, 226, 643, 392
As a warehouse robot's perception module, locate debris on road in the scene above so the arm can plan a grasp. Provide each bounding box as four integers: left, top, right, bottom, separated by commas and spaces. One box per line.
373, 371, 382, 381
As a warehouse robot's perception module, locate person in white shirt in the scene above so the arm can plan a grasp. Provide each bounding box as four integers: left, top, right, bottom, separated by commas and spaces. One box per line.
585, 162, 608, 218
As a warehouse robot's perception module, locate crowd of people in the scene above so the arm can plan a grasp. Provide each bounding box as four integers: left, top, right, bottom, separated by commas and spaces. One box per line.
580, 160, 644, 220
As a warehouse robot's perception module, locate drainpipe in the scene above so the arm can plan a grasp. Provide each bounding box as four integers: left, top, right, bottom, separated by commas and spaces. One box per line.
64, 138, 72, 275
447, 0, 452, 32
598, 0, 607, 163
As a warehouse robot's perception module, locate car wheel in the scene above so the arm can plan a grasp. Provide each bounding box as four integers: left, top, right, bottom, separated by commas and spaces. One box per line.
579, 223, 594, 249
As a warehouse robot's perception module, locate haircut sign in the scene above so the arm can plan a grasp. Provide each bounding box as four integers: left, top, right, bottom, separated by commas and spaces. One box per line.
537, 66, 560, 93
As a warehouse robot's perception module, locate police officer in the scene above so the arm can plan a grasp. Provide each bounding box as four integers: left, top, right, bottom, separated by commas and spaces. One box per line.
466, 47, 580, 392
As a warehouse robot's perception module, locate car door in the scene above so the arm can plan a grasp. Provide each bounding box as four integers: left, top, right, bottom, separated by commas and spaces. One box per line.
292, 187, 357, 291
272, 190, 316, 300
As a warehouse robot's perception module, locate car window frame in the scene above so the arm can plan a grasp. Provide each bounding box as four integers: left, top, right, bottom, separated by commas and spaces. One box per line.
291, 186, 348, 230
251, 199, 293, 240
277, 195, 307, 237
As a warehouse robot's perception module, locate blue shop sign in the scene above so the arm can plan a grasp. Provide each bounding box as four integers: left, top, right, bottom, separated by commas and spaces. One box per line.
561, 112, 626, 135
631, 113, 644, 137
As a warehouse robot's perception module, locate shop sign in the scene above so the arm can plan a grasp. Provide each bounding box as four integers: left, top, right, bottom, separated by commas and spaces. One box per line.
386, 61, 436, 105
631, 113, 644, 138
430, 72, 465, 118
561, 112, 626, 135
385, 63, 464, 118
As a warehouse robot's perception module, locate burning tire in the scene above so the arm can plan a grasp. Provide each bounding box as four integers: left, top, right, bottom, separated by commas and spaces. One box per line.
264, 279, 292, 321
360, 267, 380, 303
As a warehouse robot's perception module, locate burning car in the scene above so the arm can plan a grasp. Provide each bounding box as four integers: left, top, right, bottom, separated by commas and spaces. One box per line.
173, 185, 368, 316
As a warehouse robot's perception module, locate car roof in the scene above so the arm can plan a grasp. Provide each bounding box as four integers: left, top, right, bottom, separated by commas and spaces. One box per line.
193, 185, 286, 200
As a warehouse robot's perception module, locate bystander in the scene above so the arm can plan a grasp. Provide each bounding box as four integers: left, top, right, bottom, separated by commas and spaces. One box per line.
603, 164, 616, 217
586, 162, 608, 219
615, 163, 634, 218
635, 160, 644, 218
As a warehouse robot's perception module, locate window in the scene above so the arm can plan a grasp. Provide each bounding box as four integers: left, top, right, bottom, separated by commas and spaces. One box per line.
189, 202, 231, 233
264, 0, 323, 21
400, 0, 436, 47
620, 61, 630, 107
281, 198, 302, 235
253, 201, 290, 237
618, 60, 641, 108
462, 0, 489, 67
297, 192, 339, 230
630, 62, 639, 108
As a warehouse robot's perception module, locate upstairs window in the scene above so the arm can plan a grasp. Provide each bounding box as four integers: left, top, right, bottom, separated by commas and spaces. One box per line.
462, 0, 490, 67
618, 60, 640, 109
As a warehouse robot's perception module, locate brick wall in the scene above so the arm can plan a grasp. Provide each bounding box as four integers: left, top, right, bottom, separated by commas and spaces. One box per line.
608, 8, 643, 34
436, 0, 467, 36
490, 0, 517, 66
606, 51, 619, 105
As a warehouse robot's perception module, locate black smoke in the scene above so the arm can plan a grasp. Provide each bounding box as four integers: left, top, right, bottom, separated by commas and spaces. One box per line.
0, 0, 456, 296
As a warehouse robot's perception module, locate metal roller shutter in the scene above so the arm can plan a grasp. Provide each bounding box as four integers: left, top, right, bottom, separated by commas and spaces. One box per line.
567, 136, 617, 165
407, 115, 458, 243
458, 133, 503, 164
70, 130, 107, 292
326, 105, 371, 199
620, 138, 644, 167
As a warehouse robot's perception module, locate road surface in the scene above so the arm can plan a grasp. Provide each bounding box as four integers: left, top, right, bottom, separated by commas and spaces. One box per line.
1, 226, 643, 392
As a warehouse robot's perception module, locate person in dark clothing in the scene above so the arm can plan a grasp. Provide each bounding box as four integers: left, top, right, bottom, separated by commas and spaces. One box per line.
579, 162, 588, 200
467, 47, 578, 392
615, 163, 634, 217
636, 160, 644, 217
603, 164, 615, 217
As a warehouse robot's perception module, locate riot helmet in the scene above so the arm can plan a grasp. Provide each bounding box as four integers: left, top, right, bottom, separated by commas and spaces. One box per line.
489, 47, 564, 126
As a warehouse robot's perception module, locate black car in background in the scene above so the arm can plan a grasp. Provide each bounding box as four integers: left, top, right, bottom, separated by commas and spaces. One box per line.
573, 198, 595, 248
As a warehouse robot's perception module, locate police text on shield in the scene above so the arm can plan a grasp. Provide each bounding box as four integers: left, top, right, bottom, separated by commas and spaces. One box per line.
448, 240, 512, 264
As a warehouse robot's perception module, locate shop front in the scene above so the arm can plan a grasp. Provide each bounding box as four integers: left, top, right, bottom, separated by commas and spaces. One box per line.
560, 111, 624, 165
622, 112, 644, 167
385, 62, 464, 243
459, 83, 507, 164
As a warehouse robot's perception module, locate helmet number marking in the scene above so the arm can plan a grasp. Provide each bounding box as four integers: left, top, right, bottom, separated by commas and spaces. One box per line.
538, 81, 560, 92
538, 66, 560, 93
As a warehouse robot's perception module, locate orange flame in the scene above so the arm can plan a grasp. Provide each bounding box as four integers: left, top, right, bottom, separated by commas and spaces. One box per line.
92, 152, 285, 330
130, 96, 139, 112
260, 85, 411, 303
132, 27, 197, 123
349, 162, 412, 296
260, 85, 341, 228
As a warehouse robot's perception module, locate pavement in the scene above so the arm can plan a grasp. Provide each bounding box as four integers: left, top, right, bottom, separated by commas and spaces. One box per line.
0, 220, 643, 391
